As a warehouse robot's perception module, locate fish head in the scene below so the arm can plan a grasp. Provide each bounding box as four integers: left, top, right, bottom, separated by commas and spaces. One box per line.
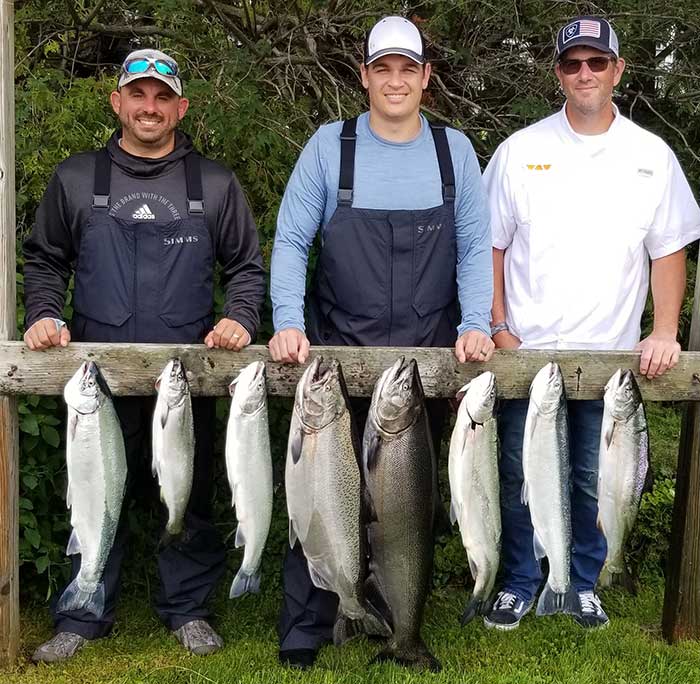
605, 368, 642, 421
464, 371, 497, 424
64, 361, 108, 414
156, 358, 190, 409
229, 361, 266, 415
297, 357, 346, 430
529, 362, 565, 414
374, 357, 423, 432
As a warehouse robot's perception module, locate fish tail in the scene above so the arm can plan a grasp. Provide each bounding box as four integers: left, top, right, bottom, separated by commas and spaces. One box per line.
371, 638, 441, 673
333, 614, 363, 646
460, 595, 489, 626
535, 583, 579, 617
598, 563, 636, 594
55, 578, 106, 618
229, 569, 261, 599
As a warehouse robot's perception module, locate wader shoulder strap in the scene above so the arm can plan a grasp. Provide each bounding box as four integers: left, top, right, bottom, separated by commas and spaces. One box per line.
337, 117, 358, 206
185, 153, 204, 214
92, 149, 111, 209
428, 122, 456, 204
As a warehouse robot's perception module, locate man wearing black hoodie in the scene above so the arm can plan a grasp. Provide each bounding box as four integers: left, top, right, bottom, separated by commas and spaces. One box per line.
24, 49, 266, 662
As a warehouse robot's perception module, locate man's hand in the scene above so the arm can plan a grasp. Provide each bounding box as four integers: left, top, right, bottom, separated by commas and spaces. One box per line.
492, 330, 522, 350
455, 330, 495, 363
24, 318, 71, 351
635, 331, 680, 379
204, 318, 251, 351
269, 328, 310, 364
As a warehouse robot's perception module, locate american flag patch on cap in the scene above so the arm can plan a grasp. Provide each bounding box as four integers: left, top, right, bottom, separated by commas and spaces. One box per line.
563, 19, 601, 43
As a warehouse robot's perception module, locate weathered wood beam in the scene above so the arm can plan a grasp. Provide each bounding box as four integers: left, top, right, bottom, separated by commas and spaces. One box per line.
663, 258, 700, 642
2, 341, 700, 400
0, 0, 18, 667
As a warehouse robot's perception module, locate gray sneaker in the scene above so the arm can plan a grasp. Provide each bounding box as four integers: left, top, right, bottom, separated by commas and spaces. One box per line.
573, 591, 610, 629
172, 620, 224, 656
31, 632, 88, 663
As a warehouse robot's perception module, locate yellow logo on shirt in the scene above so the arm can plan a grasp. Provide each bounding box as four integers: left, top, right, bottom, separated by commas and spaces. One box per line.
526, 164, 552, 171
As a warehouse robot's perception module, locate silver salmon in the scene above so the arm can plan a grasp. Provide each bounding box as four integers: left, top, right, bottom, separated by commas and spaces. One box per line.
152, 358, 194, 542
57, 361, 127, 618
448, 371, 501, 625
225, 361, 273, 597
597, 368, 650, 588
523, 362, 578, 616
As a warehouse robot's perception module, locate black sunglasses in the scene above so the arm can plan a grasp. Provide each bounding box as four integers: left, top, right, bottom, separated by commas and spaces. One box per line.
558, 56, 615, 75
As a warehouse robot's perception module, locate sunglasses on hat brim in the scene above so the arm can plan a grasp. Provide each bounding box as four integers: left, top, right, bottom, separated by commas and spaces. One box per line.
558, 55, 616, 75
122, 57, 179, 78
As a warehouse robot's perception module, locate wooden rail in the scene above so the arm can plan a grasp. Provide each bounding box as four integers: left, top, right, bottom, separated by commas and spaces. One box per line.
2, 341, 700, 400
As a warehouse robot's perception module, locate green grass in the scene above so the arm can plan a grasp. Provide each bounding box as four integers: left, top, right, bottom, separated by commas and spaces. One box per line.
6, 579, 700, 684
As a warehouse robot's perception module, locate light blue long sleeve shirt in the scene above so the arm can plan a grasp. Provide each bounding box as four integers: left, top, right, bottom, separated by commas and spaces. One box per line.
271, 112, 492, 337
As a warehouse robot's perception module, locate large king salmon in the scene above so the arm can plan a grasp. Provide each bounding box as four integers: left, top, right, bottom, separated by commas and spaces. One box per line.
286, 357, 391, 645
363, 357, 440, 672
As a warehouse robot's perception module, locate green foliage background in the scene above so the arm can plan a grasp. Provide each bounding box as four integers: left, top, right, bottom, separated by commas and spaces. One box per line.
12, 0, 698, 603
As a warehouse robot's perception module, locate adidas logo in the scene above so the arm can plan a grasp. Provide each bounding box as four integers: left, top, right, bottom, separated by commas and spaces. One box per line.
132, 204, 155, 220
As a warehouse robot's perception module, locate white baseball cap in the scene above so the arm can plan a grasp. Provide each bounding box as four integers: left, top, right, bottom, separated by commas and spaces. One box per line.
364, 16, 425, 65
117, 49, 183, 96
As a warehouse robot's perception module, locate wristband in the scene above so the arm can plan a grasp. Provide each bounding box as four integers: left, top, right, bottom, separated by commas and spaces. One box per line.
490, 321, 509, 336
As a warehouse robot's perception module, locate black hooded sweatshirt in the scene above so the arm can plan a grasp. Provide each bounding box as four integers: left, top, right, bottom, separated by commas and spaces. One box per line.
23, 130, 265, 339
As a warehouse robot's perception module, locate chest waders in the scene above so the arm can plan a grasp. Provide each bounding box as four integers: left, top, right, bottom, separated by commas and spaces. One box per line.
279, 118, 458, 655
307, 116, 459, 349
72, 149, 214, 344
53, 150, 226, 639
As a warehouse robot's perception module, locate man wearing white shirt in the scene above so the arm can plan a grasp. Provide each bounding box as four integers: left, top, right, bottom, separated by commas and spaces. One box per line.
484, 15, 700, 630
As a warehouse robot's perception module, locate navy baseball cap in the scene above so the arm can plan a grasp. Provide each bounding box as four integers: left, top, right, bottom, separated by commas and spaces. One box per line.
556, 16, 619, 58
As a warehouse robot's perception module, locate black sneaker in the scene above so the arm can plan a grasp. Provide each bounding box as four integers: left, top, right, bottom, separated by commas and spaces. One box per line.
483, 590, 534, 630
279, 648, 317, 669
573, 591, 610, 629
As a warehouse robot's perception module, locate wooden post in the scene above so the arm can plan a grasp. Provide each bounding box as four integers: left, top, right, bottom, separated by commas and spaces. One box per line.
663, 256, 700, 641
0, 0, 18, 666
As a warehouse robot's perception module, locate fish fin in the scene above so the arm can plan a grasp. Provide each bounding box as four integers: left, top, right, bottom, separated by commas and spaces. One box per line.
467, 556, 479, 583
288, 519, 298, 549
535, 583, 579, 617
228, 377, 239, 397
449, 501, 459, 525
363, 572, 393, 631
65, 530, 81, 556
598, 563, 636, 595
455, 382, 471, 404
371, 639, 441, 673
229, 569, 261, 598
159, 523, 185, 549
603, 421, 616, 449
460, 595, 488, 626
333, 613, 363, 646
159, 404, 169, 430
307, 562, 333, 592
56, 579, 106, 618
289, 427, 304, 465
596, 513, 607, 537
361, 483, 379, 524
643, 460, 655, 495
532, 530, 546, 561
364, 433, 381, 472
68, 413, 79, 442
234, 524, 246, 549
521, 480, 530, 506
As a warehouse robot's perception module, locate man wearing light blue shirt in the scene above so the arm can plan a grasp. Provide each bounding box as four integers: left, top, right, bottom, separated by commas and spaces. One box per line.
269, 16, 493, 669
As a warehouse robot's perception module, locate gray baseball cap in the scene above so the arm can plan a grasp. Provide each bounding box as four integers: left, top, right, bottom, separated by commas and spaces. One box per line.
117, 49, 183, 96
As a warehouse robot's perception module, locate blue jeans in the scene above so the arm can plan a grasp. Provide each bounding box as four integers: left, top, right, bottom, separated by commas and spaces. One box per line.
498, 399, 607, 602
